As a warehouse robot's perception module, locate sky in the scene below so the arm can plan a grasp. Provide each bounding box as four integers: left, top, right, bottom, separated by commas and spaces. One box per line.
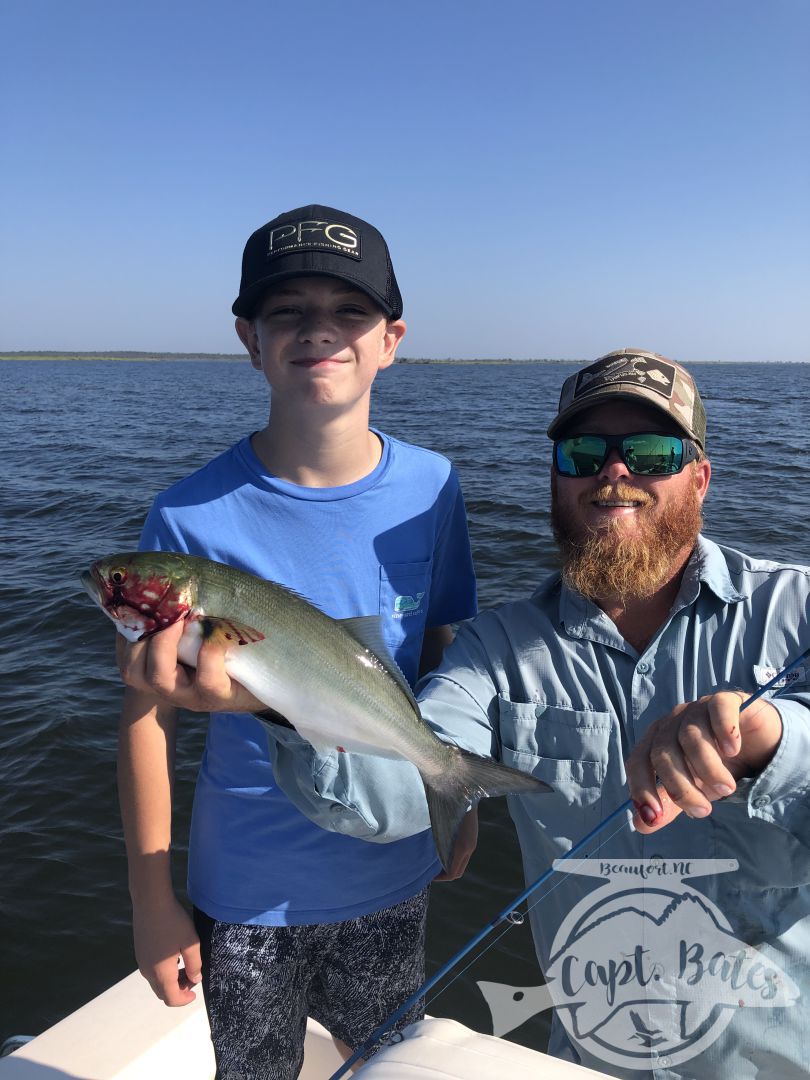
1, 0, 808, 362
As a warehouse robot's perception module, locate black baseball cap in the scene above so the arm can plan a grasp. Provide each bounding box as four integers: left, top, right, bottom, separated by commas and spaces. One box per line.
232, 204, 403, 319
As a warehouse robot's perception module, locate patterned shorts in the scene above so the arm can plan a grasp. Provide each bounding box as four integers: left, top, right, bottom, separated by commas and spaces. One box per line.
193, 887, 429, 1080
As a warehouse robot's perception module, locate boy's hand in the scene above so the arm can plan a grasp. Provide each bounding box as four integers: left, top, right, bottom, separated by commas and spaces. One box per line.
116, 619, 265, 713
434, 808, 478, 881
132, 894, 202, 1007
627, 690, 783, 833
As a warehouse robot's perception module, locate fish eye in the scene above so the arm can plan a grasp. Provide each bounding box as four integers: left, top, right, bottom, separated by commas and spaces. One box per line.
110, 569, 127, 584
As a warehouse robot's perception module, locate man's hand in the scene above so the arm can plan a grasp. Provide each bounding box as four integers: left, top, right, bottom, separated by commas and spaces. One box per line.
626, 690, 783, 833
132, 894, 202, 1006
116, 619, 265, 713
434, 807, 479, 881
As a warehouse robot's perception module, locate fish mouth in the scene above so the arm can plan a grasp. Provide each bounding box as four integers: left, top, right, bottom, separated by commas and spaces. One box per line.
79, 563, 143, 617
79, 567, 107, 606
80, 557, 192, 640
79, 564, 157, 641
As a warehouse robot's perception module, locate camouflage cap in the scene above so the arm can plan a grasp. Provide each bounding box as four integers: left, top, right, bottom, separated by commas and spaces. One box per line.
547, 348, 707, 449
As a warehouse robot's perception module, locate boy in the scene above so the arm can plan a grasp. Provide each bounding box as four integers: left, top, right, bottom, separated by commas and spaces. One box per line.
116, 205, 477, 1079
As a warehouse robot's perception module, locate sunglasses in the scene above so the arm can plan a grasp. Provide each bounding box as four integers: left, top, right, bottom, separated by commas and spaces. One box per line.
554, 432, 699, 477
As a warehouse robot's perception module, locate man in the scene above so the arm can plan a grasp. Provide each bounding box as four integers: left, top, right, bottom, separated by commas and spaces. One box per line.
418, 349, 810, 1078
116, 204, 477, 1080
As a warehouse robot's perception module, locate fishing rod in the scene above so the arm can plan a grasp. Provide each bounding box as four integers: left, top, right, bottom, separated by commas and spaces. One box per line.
328, 645, 810, 1079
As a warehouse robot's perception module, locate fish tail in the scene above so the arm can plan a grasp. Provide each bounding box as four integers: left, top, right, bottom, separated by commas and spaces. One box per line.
423, 746, 552, 871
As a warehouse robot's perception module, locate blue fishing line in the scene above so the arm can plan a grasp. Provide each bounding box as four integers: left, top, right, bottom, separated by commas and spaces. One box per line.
327, 646, 810, 1079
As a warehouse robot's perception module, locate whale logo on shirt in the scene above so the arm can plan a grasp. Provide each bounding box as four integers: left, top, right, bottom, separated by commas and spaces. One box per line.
394, 592, 425, 615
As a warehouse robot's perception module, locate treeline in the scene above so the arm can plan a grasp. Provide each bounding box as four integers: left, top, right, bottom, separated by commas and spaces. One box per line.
3, 352, 571, 364
0, 351, 245, 360
397, 357, 571, 364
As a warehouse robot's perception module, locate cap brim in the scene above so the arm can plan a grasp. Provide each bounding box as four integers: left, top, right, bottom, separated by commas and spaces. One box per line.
232, 269, 396, 319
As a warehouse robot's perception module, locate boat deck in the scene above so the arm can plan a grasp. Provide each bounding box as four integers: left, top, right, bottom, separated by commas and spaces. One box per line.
0, 969, 609, 1078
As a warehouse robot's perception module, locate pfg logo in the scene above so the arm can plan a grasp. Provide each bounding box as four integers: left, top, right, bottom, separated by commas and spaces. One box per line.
479, 859, 798, 1071
267, 219, 361, 259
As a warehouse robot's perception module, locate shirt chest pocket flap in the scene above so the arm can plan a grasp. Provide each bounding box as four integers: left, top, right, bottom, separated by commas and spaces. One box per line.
497, 696, 611, 806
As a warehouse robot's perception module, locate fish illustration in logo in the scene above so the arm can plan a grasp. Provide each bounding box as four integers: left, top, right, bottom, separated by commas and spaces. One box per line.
645, 367, 671, 385
476, 981, 554, 1037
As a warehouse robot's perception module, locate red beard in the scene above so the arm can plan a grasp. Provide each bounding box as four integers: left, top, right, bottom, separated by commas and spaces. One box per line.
552, 476, 703, 602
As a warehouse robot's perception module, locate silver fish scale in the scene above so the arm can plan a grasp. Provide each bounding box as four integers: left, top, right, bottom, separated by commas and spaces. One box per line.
191, 556, 450, 770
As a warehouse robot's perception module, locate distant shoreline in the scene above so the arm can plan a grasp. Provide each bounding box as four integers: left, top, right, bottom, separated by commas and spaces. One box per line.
0, 352, 578, 364
0, 352, 247, 362
0, 353, 802, 364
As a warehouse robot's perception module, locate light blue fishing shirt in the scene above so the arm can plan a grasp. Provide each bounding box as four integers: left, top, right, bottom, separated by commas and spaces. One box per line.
418, 537, 810, 1079
139, 431, 477, 925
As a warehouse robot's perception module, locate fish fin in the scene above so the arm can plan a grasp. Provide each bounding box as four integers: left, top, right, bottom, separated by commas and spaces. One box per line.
337, 615, 419, 711
199, 616, 265, 647
253, 708, 295, 731
423, 747, 553, 871
337, 614, 392, 657
253, 710, 348, 754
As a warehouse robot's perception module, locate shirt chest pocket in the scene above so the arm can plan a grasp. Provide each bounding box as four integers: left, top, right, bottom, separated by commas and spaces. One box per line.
379, 561, 432, 675
497, 697, 613, 833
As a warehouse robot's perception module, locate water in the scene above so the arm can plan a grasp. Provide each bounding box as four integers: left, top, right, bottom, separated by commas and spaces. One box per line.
2, 358, 808, 1050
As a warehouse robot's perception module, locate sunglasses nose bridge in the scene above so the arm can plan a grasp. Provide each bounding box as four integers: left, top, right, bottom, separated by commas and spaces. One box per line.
598, 445, 633, 479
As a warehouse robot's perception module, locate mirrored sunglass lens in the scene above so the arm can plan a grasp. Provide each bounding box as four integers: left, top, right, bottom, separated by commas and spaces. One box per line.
623, 434, 683, 474
556, 436, 607, 476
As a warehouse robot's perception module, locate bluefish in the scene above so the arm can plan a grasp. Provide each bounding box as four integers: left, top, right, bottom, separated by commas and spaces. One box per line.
81, 551, 552, 869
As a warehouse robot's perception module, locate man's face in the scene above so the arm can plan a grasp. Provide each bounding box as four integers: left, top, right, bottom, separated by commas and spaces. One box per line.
551, 400, 711, 602
235, 276, 405, 410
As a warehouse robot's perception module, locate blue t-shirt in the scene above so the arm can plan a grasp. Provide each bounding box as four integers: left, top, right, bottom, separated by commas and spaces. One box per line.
140, 431, 477, 925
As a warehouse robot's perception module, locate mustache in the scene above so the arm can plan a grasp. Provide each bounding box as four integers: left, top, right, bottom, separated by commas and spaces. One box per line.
582, 482, 655, 508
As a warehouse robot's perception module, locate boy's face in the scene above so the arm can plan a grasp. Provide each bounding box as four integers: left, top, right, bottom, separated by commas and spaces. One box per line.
235, 276, 405, 410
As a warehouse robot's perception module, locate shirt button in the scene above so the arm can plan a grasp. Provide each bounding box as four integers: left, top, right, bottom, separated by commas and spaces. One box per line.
637, 660, 650, 674
753, 794, 771, 808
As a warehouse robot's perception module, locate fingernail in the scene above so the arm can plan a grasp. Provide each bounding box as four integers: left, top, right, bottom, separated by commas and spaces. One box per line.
636, 804, 658, 826
714, 783, 734, 797
689, 805, 710, 818
723, 741, 738, 756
